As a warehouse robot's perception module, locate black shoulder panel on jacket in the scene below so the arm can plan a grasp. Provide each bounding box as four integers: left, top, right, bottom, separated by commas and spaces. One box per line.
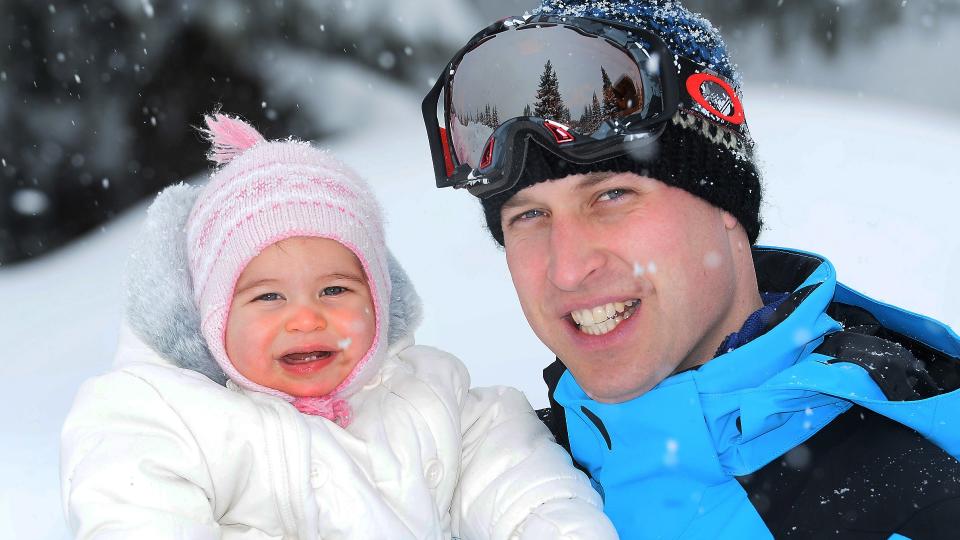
753, 248, 823, 294
541, 358, 571, 453
820, 302, 960, 400
736, 406, 960, 539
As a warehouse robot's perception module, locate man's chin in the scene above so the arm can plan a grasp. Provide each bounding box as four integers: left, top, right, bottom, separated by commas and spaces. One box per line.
563, 357, 678, 404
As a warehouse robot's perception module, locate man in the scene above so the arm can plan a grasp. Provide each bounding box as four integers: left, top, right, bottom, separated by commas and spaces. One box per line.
422, 1, 960, 538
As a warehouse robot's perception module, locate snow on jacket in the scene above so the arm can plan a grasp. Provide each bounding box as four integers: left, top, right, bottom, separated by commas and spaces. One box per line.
541, 247, 960, 539
60, 184, 617, 540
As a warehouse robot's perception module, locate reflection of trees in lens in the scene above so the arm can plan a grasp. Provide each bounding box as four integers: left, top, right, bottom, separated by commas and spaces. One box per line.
455, 104, 501, 129
577, 92, 604, 134
534, 60, 569, 123
574, 66, 644, 134
601, 67, 619, 121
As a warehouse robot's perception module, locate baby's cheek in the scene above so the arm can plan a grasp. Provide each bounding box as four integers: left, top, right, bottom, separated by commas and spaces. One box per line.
349, 318, 368, 334
347, 308, 376, 350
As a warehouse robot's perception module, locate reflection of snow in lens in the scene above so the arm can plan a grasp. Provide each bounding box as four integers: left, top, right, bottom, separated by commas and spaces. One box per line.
12, 189, 49, 215
338, 337, 352, 350
633, 261, 644, 277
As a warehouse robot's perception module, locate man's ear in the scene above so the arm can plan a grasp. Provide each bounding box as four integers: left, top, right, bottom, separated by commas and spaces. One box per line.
721, 210, 739, 231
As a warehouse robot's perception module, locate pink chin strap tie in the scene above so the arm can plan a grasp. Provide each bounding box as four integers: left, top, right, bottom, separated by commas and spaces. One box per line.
293, 396, 352, 427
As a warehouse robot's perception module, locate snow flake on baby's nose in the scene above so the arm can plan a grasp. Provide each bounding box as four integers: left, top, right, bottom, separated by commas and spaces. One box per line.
337, 337, 352, 350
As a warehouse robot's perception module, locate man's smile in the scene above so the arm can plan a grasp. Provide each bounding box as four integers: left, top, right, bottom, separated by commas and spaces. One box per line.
569, 299, 640, 336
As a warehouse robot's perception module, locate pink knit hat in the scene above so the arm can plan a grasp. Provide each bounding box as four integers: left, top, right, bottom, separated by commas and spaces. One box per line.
185, 113, 390, 427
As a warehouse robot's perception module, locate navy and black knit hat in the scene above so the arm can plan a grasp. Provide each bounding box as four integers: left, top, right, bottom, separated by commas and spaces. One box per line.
481, 0, 763, 245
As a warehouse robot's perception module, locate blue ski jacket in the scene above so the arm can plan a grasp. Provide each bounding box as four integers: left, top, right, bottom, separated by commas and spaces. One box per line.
544, 247, 960, 539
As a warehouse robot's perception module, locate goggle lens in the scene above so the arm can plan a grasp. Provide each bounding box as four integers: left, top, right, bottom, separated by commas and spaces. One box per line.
447, 24, 666, 170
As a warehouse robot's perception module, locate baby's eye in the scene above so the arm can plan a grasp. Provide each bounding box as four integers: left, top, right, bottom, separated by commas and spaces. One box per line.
597, 188, 628, 202
321, 286, 348, 296
254, 292, 282, 302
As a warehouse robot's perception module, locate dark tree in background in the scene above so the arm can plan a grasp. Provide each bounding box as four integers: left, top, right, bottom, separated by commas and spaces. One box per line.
0, 0, 475, 265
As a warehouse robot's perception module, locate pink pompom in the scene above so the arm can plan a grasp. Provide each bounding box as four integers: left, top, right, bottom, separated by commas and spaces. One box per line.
202, 113, 266, 165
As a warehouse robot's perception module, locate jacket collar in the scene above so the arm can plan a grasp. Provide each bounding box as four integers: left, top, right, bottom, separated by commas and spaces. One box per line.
554, 246, 848, 478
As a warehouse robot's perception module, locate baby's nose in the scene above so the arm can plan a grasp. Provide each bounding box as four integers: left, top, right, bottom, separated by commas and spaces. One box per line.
284, 305, 327, 333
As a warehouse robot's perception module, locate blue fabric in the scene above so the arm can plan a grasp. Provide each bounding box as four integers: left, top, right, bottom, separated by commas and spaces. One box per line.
555, 246, 960, 539
714, 291, 789, 356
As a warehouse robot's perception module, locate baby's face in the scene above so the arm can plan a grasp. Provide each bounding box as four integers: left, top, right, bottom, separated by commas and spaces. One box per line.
225, 236, 376, 397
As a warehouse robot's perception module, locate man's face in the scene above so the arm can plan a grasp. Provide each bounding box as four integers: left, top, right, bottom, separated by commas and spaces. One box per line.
501, 172, 746, 403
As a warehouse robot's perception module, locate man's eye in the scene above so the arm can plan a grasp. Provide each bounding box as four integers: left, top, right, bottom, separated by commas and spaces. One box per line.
321, 286, 348, 296
509, 209, 546, 225
597, 188, 628, 202
254, 292, 282, 302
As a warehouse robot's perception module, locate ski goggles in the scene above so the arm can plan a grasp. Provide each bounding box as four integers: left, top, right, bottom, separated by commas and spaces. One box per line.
423, 14, 749, 199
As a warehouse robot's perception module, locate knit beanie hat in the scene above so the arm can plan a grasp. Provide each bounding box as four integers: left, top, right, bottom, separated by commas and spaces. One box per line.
185, 113, 390, 427
481, 0, 763, 245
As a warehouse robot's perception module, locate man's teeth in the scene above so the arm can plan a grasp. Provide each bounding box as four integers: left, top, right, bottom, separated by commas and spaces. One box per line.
570, 300, 638, 336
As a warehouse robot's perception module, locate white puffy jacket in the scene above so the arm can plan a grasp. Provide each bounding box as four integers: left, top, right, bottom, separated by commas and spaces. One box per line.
60, 184, 617, 539
61, 328, 615, 539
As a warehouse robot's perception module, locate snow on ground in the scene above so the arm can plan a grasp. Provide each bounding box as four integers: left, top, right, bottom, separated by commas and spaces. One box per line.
1, 82, 957, 538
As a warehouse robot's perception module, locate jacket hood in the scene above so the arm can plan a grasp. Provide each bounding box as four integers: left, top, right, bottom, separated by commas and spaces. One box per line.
122, 182, 423, 385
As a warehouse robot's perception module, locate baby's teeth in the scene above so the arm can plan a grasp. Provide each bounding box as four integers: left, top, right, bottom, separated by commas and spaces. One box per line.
615, 301, 625, 313
604, 304, 616, 318
580, 309, 596, 325
592, 306, 607, 322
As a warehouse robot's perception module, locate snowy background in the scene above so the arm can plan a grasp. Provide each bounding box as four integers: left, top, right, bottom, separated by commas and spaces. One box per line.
2, 1, 959, 538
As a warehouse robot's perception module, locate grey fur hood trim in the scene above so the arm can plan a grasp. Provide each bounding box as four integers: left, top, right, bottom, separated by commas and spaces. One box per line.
123, 182, 423, 385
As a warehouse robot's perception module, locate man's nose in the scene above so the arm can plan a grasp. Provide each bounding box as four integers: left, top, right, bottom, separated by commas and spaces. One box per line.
284, 303, 327, 333
546, 215, 605, 291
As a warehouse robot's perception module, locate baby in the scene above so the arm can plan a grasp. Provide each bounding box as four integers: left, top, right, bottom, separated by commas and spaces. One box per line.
60, 114, 617, 539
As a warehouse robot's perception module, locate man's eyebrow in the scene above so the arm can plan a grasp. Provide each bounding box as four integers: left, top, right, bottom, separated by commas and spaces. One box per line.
501, 192, 536, 212
573, 171, 622, 190
501, 171, 622, 212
